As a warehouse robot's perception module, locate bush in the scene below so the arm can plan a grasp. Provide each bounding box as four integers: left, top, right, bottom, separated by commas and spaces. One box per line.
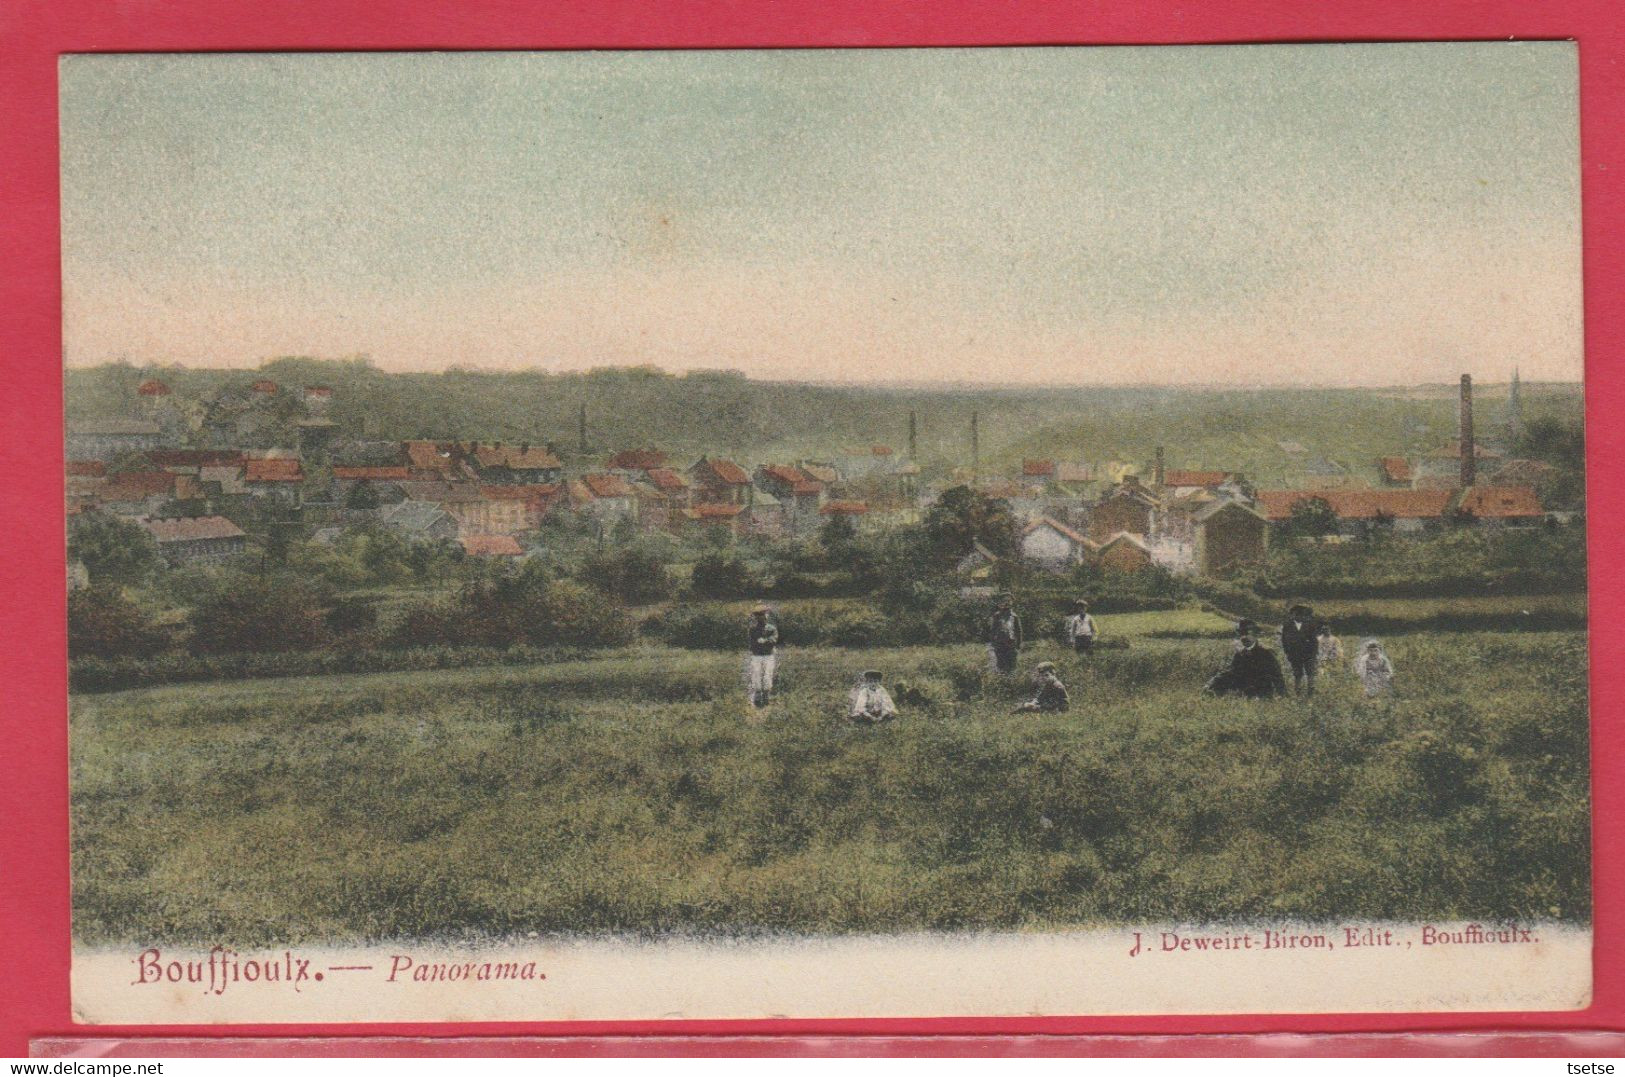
688, 554, 760, 599
188, 578, 331, 655
391, 574, 635, 650
67, 586, 169, 659
580, 547, 675, 606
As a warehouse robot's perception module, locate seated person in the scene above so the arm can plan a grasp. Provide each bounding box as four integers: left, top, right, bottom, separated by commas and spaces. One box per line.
1205, 629, 1287, 699
848, 670, 898, 723
1013, 662, 1070, 713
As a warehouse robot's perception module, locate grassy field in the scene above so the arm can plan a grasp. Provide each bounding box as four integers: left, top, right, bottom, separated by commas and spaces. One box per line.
71, 622, 1590, 946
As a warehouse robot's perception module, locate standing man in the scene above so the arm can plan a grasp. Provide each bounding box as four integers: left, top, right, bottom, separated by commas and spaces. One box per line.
1279, 603, 1325, 695
747, 603, 779, 708
987, 592, 1023, 675
1065, 599, 1099, 655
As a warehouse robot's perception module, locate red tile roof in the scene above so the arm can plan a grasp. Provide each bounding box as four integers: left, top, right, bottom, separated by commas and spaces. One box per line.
760, 464, 809, 485
137, 379, 171, 396
478, 483, 560, 502
472, 444, 562, 470
646, 468, 690, 492
581, 473, 632, 498
819, 500, 869, 515
687, 502, 745, 518
460, 534, 525, 557
1380, 457, 1414, 483
65, 460, 106, 477
145, 449, 246, 469
1022, 459, 1056, 478
333, 466, 412, 480
244, 458, 305, 482
791, 480, 824, 496
695, 458, 750, 485
607, 449, 669, 471
1255, 488, 1454, 521
140, 515, 246, 543
304, 385, 333, 397
1163, 469, 1228, 488
1456, 485, 1544, 519
405, 441, 457, 471
101, 471, 178, 501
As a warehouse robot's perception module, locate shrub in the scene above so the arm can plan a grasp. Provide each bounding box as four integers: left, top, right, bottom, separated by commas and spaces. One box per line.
580, 546, 675, 606
67, 586, 169, 659
688, 554, 760, 599
188, 577, 331, 655
390, 575, 635, 650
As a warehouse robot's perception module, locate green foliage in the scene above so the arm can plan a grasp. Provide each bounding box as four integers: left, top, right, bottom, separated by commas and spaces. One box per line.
1285, 496, 1340, 539
1262, 526, 1586, 598
392, 572, 635, 650
68, 511, 162, 586
188, 577, 332, 655
688, 553, 762, 599
70, 631, 1591, 943
923, 486, 1017, 562
68, 586, 169, 659
579, 545, 676, 606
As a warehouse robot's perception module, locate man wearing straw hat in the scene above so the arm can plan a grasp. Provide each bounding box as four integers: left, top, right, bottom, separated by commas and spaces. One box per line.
747, 602, 780, 708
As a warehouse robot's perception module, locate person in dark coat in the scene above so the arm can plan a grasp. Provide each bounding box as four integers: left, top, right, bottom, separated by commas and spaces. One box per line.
1279, 603, 1326, 695
987, 593, 1023, 675
1205, 629, 1287, 699
1014, 662, 1070, 713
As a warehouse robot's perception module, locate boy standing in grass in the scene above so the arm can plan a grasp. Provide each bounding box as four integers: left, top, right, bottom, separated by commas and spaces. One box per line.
987, 592, 1023, 674
1280, 603, 1325, 695
1064, 599, 1098, 654
747, 603, 779, 708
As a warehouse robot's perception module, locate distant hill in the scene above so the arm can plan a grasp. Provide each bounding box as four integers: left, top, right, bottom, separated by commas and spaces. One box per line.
65, 358, 1581, 484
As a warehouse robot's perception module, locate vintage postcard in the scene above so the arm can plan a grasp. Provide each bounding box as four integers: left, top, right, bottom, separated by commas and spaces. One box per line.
61, 45, 1588, 1023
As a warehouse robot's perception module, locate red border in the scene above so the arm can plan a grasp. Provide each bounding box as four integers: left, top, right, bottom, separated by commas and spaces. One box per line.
3, 0, 1621, 1056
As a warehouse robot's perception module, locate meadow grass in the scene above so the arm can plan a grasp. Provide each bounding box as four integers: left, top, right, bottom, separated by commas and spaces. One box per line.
70, 632, 1590, 945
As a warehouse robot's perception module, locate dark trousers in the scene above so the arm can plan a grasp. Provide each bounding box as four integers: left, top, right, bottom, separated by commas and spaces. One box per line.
1286, 654, 1318, 694
991, 642, 1019, 674
1073, 637, 1095, 655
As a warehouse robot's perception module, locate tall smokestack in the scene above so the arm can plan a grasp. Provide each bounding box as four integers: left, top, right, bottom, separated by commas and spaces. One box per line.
970, 410, 980, 483
908, 410, 918, 461
1154, 446, 1166, 487
1459, 374, 1476, 487
578, 403, 588, 455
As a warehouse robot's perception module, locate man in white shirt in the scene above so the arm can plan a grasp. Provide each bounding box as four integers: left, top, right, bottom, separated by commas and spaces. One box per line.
848, 670, 898, 723
1064, 599, 1099, 654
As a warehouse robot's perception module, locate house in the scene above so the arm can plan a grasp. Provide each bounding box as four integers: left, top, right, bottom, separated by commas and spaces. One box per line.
139, 515, 247, 566
97, 471, 182, 516
677, 501, 746, 539
1020, 517, 1098, 572
1193, 499, 1270, 577
1097, 531, 1154, 573
742, 488, 787, 538
1456, 485, 1545, 527
1022, 459, 1056, 481
577, 473, 636, 524
469, 443, 563, 484
136, 379, 172, 398
332, 465, 412, 506
606, 449, 670, 480
1379, 457, 1414, 488
1255, 488, 1455, 535
397, 479, 528, 536
477, 483, 560, 530
243, 457, 305, 503
644, 468, 692, 508
754, 465, 825, 534
403, 440, 469, 479
1160, 469, 1231, 494
379, 500, 460, 543
198, 465, 248, 497
629, 481, 674, 531
689, 457, 752, 505
66, 419, 163, 461
1086, 479, 1160, 543
460, 534, 526, 559
251, 379, 279, 396
303, 385, 333, 412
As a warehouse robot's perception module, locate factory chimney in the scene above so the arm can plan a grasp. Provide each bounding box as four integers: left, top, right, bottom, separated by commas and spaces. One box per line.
908, 410, 918, 461
577, 403, 588, 455
1459, 374, 1476, 488
970, 410, 980, 484
1154, 446, 1166, 487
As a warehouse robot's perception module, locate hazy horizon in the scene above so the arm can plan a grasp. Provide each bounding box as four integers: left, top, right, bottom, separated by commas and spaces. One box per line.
61, 45, 1584, 388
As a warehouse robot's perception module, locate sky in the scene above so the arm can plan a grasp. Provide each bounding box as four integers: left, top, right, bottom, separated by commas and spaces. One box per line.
59, 45, 1583, 387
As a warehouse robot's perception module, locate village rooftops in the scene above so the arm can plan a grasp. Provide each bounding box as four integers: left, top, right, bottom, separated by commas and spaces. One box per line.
65, 460, 107, 477
1022, 459, 1056, 478
396, 479, 485, 503
100, 471, 180, 501
1380, 457, 1414, 483
1457, 485, 1545, 519
800, 463, 841, 485
645, 468, 690, 492
251, 379, 279, 394
477, 483, 561, 501
1255, 488, 1455, 521
691, 457, 751, 485
243, 458, 304, 483
139, 515, 246, 543
137, 379, 172, 396
381, 500, 457, 533
144, 449, 246, 469
607, 449, 669, 471
471, 444, 562, 471
581, 473, 633, 499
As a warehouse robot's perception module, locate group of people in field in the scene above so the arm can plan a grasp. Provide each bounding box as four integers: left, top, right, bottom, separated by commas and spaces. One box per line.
743, 595, 1395, 721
